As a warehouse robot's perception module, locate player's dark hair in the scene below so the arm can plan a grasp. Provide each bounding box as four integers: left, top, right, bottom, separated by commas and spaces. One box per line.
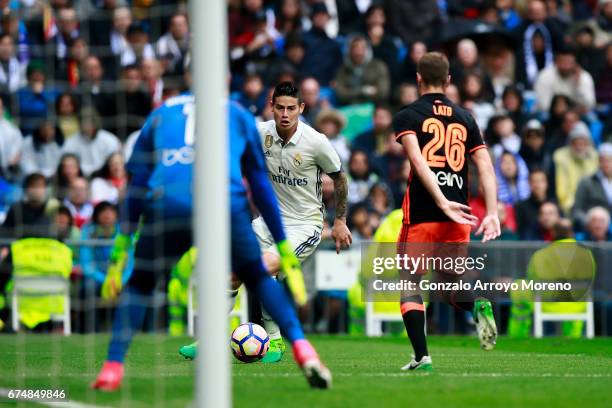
417, 52, 449, 87
272, 81, 301, 103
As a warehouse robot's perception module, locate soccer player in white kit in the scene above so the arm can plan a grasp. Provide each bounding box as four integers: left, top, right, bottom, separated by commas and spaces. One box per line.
254, 82, 352, 362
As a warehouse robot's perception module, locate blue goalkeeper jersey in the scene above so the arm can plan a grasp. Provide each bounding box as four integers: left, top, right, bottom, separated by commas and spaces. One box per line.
125, 94, 273, 226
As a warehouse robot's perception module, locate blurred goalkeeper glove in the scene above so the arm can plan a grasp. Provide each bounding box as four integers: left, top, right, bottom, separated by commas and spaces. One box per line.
277, 239, 307, 307
102, 233, 133, 300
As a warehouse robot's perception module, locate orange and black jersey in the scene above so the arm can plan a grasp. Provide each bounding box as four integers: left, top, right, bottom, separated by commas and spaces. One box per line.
393, 93, 486, 225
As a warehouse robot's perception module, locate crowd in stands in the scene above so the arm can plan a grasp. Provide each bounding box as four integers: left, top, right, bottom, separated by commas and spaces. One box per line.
224, 0, 612, 244
0, 0, 611, 322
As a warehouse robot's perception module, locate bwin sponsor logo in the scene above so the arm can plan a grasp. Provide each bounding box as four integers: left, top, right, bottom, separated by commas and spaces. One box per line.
435, 171, 463, 188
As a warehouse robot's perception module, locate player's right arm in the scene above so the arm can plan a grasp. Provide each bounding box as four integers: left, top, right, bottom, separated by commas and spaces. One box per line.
471, 148, 501, 242
395, 112, 477, 226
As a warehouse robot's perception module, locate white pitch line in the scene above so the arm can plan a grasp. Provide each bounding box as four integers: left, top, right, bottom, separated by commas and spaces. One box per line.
231, 372, 612, 379
0, 388, 111, 408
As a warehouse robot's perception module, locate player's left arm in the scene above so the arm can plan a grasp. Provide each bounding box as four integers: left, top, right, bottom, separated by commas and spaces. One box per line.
327, 170, 352, 253
316, 135, 352, 253
468, 120, 501, 243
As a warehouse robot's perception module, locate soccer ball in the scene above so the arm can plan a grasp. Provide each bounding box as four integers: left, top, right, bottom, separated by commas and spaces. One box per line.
230, 323, 270, 363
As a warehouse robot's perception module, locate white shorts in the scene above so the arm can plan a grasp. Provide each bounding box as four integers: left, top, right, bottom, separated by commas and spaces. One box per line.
251, 216, 322, 262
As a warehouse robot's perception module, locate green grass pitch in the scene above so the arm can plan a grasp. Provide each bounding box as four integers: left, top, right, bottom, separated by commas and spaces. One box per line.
0, 334, 610, 407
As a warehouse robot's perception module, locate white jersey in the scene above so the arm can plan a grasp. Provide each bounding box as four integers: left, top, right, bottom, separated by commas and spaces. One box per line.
257, 119, 341, 227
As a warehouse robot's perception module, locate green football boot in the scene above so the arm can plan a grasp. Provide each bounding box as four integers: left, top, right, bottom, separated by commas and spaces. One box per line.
262, 338, 285, 363
474, 299, 497, 351
179, 341, 198, 360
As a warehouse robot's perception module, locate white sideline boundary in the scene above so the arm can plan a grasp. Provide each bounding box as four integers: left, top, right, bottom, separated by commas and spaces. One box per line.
0, 388, 111, 408
232, 372, 612, 379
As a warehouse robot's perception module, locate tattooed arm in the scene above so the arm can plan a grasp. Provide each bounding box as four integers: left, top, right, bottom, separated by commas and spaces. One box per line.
328, 170, 352, 253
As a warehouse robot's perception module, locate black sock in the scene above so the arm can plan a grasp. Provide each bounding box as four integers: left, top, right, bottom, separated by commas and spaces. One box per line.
400, 296, 428, 361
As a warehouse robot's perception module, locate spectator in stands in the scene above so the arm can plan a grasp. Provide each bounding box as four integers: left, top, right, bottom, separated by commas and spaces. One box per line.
0, 98, 22, 183
515, 169, 551, 240
54, 36, 89, 89
385, 0, 441, 46
514, 0, 562, 89
0, 33, 24, 105
573, 26, 605, 80
491, 115, 522, 158
315, 109, 350, 167
460, 72, 495, 131
79, 56, 116, 133
335, 35, 390, 105
572, 143, 612, 230
534, 200, 561, 241
16, 60, 57, 136
544, 94, 574, 146
402, 41, 426, 84
347, 202, 373, 242
352, 104, 393, 159
496, 151, 531, 205
366, 182, 393, 217
596, 43, 612, 105
347, 150, 378, 205
61, 107, 120, 177
141, 58, 164, 109
90, 152, 127, 205
364, 4, 399, 86
108, 7, 133, 72
445, 83, 461, 104
579, 206, 611, 242
53, 205, 79, 242
301, 3, 342, 87
519, 119, 553, 173
20, 119, 62, 179
51, 7, 80, 67
274, 0, 304, 36
155, 13, 189, 77
534, 47, 596, 113
86, 0, 117, 49
63, 176, 93, 229
80, 201, 119, 296
78, 201, 120, 332
336, 0, 367, 36
395, 83, 418, 110
233, 73, 266, 117
0, 173, 59, 239
56, 92, 79, 141
498, 0, 522, 30
370, 132, 405, 190
450, 39, 493, 100
114, 65, 151, 141
53, 153, 83, 201
501, 85, 528, 133
583, 0, 612, 48
300, 76, 327, 126
265, 33, 304, 84
554, 121, 599, 215
390, 158, 410, 209
126, 25, 155, 66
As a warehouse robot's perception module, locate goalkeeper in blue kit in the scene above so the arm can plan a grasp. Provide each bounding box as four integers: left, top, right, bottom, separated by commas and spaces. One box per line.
92, 93, 331, 390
